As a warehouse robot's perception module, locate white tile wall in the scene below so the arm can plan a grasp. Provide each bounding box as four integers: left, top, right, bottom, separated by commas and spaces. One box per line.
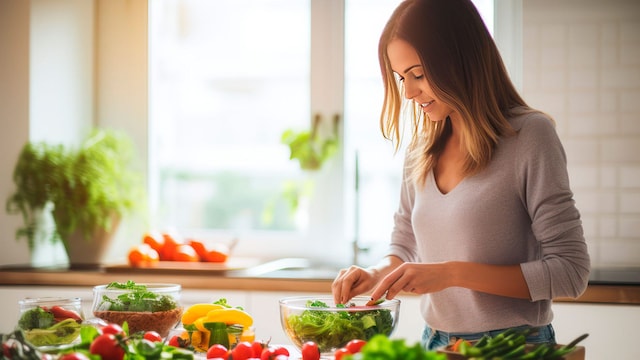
523, 0, 640, 268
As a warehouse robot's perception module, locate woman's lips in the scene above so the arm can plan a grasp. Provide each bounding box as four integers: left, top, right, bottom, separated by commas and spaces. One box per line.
420, 100, 435, 110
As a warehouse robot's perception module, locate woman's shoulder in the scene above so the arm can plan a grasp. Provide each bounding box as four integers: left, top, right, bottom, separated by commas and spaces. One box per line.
506, 107, 558, 142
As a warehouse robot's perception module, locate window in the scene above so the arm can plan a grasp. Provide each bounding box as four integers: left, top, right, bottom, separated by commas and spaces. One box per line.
149, 0, 494, 265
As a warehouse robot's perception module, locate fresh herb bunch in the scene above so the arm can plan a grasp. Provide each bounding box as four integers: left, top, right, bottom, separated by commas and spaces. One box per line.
97, 281, 178, 312
285, 300, 395, 353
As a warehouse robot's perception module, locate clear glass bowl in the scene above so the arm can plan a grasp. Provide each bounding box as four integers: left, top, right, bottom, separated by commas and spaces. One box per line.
92, 283, 183, 338
279, 295, 400, 355
17, 297, 84, 348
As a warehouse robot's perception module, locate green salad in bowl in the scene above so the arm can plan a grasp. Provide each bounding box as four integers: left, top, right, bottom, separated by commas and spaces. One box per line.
17, 297, 84, 348
279, 295, 400, 355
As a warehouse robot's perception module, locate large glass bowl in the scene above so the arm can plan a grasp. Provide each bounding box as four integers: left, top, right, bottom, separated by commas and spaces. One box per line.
92, 283, 183, 338
17, 297, 84, 348
279, 295, 400, 355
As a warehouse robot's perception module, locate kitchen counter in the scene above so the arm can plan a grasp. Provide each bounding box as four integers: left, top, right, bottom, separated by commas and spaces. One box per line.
0, 262, 638, 305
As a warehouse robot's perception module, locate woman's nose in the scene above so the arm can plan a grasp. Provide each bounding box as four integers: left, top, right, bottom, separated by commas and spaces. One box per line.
404, 82, 420, 100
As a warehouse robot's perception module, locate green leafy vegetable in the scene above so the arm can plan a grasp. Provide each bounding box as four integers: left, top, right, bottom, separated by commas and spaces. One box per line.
346, 335, 446, 360
18, 307, 55, 330
22, 318, 81, 347
96, 281, 178, 312
285, 300, 395, 353
212, 298, 244, 311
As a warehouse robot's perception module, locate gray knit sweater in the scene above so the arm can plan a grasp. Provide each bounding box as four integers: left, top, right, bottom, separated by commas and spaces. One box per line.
388, 109, 591, 333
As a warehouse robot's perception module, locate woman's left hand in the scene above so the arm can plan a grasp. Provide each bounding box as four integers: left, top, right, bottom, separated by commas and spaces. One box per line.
370, 262, 452, 300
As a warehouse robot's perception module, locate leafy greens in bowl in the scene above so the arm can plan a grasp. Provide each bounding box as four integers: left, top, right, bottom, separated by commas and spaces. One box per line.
92, 281, 183, 338
279, 295, 400, 355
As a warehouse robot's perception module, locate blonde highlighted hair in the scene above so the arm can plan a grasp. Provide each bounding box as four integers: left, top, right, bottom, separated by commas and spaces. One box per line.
379, 0, 535, 187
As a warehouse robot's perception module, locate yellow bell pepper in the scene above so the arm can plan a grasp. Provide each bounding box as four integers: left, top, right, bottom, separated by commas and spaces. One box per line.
194, 308, 253, 330
181, 303, 225, 325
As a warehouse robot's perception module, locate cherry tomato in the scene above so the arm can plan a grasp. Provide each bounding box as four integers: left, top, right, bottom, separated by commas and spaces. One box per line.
251, 341, 267, 357
101, 323, 125, 336
58, 353, 90, 360
272, 347, 289, 357
128, 243, 160, 266
143, 331, 163, 343
301, 341, 320, 360
334, 347, 351, 360
168, 335, 181, 347
345, 339, 366, 354
49, 306, 83, 322
206, 344, 229, 359
232, 341, 254, 360
142, 231, 165, 253
260, 348, 275, 360
89, 333, 125, 360
172, 244, 200, 262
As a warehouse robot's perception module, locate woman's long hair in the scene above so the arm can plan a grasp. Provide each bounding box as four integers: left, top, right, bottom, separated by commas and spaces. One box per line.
378, 0, 530, 187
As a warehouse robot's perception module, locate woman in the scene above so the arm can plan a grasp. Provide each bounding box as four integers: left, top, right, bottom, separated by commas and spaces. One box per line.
331, 0, 590, 350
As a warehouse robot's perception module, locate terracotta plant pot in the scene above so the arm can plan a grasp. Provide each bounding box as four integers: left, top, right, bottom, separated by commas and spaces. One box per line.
62, 215, 121, 270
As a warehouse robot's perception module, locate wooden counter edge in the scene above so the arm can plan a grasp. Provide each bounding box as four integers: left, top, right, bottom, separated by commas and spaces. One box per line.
0, 269, 638, 305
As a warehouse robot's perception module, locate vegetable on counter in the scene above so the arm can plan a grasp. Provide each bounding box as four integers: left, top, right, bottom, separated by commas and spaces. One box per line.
94, 281, 178, 312
453, 328, 589, 360
17, 305, 83, 347
173, 298, 254, 353
285, 300, 394, 353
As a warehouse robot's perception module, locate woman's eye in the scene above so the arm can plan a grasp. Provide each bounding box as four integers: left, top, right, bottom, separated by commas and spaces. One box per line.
414, 74, 424, 80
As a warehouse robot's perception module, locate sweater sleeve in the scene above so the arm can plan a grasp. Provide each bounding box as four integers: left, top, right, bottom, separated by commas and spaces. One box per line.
516, 115, 591, 301
388, 155, 420, 263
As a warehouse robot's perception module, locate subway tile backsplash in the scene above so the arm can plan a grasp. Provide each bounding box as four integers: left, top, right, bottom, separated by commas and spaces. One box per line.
523, 0, 640, 268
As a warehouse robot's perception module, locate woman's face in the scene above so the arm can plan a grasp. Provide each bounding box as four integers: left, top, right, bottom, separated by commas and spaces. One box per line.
387, 39, 453, 122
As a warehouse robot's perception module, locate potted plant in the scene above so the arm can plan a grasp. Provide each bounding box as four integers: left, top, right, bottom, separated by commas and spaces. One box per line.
5, 128, 143, 268
281, 113, 339, 171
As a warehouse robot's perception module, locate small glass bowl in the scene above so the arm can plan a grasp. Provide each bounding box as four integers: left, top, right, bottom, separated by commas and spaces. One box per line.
92, 283, 183, 338
17, 297, 84, 347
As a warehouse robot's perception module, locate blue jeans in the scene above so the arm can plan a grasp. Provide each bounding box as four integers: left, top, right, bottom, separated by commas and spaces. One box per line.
421, 324, 556, 351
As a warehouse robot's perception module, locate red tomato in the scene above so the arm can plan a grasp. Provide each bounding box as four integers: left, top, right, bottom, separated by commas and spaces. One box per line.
301, 341, 320, 360
143, 331, 162, 343
272, 347, 289, 357
345, 339, 366, 354
232, 341, 254, 360
168, 335, 181, 347
251, 341, 267, 357
101, 323, 125, 336
206, 344, 229, 359
128, 243, 160, 266
49, 306, 82, 322
334, 348, 351, 360
142, 231, 165, 253
172, 244, 200, 262
58, 353, 90, 360
89, 333, 125, 360
260, 348, 275, 360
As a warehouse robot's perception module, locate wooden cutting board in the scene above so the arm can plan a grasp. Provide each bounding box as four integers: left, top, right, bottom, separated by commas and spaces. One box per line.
104, 257, 262, 275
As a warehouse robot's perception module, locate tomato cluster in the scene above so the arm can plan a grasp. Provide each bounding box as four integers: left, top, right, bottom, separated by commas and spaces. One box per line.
128, 231, 230, 266
58, 324, 170, 360
204, 340, 290, 360
334, 339, 367, 360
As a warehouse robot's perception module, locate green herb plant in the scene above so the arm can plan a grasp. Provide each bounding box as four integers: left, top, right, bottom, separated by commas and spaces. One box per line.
281, 113, 339, 171
5, 128, 143, 251
285, 299, 395, 354
95, 281, 178, 312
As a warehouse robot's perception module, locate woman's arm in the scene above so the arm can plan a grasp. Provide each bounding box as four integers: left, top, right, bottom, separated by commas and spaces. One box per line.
370, 261, 531, 301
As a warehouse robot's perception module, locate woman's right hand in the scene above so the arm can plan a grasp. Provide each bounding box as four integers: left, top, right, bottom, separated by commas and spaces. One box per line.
332, 265, 378, 305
